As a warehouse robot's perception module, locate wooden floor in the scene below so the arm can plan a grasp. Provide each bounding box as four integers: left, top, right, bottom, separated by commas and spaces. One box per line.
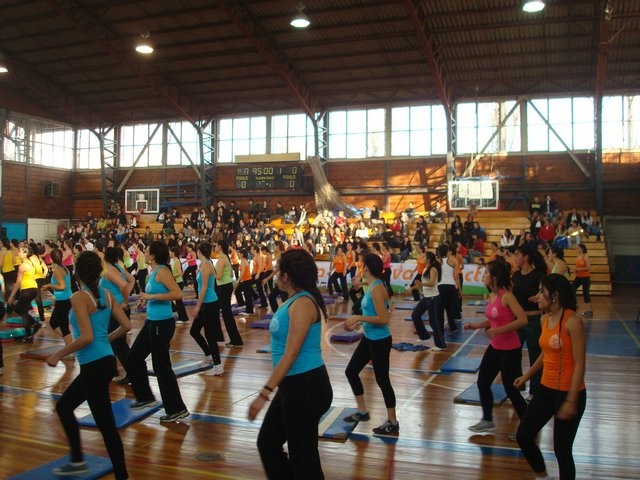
1, 286, 639, 479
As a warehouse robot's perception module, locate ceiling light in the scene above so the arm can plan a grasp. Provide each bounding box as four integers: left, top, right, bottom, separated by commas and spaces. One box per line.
0, 53, 7, 73
290, 4, 310, 28
135, 32, 154, 54
522, 0, 546, 13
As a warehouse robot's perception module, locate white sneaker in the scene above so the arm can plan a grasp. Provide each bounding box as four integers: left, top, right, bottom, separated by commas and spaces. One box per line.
469, 420, 496, 433
430, 346, 444, 352
198, 358, 214, 368
201, 363, 224, 376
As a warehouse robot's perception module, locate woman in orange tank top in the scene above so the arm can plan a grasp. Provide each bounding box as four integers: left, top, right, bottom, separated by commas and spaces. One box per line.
327, 246, 348, 301
571, 244, 591, 316
235, 248, 258, 315
514, 273, 586, 480
410, 245, 427, 301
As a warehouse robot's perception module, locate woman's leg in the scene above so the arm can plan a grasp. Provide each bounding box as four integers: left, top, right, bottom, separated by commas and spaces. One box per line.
127, 321, 156, 403
327, 272, 338, 296
17, 288, 38, 337
173, 281, 189, 322
516, 385, 557, 476
200, 302, 221, 363
34, 278, 46, 323
411, 298, 431, 341
476, 345, 501, 422
369, 336, 396, 415
500, 348, 528, 419
344, 338, 372, 411
338, 273, 348, 301
190, 306, 211, 356
219, 283, 242, 345
553, 389, 587, 480
383, 268, 393, 298
411, 273, 421, 301
427, 296, 446, 348
149, 318, 187, 415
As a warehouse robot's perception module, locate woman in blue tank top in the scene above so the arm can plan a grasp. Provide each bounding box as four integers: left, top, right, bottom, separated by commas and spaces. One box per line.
46, 251, 131, 479
41, 248, 73, 346
248, 249, 333, 479
190, 242, 223, 376
343, 253, 399, 436
128, 241, 189, 423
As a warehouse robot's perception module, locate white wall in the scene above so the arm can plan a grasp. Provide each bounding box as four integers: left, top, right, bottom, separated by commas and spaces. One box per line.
27, 218, 69, 243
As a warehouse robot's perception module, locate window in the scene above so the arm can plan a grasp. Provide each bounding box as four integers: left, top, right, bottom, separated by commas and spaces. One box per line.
391, 105, 447, 156
217, 116, 266, 163
167, 121, 201, 166
120, 123, 162, 168
30, 119, 74, 169
602, 95, 640, 150
77, 129, 115, 169
271, 113, 315, 159
527, 97, 594, 152
328, 108, 385, 159
3, 117, 27, 162
456, 101, 520, 154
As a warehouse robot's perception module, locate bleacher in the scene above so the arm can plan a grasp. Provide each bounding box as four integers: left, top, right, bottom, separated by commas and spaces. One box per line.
135, 209, 612, 296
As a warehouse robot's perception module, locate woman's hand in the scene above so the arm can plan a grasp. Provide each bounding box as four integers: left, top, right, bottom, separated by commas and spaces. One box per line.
192, 304, 201, 318
485, 328, 498, 339
513, 375, 527, 389
463, 323, 477, 331
7, 296, 15, 307
139, 293, 153, 301
248, 395, 268, 421
46, 353, 60, 367
344, 316, 360, 332
556, 400, 577, 420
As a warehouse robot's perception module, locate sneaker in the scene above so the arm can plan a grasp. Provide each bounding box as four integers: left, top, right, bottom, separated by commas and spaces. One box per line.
19, 336, 34, 344
160, 408, 190, 423
469, 420, 496, 433
225, 342, 243, 348
343, 411, 370, 422
116, 376, 132, 385
508, 431, 517, 441
449, 328, 459, 335
199, 358, 214, 368
430, 346, 445, 352
373, 420, 400, 436
129, 399, 159, 410
52, 460, 89, 476
581, 311, 593, 317
201, 363, 224, 376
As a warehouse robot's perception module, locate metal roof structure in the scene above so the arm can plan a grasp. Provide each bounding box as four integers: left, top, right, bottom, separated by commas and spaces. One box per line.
0, 0, 638, 126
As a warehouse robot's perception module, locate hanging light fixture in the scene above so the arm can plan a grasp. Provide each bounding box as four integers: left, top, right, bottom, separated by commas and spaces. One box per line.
522, 0, 546, 13
0, 53, 8, 73
290, 3, 311, 28
135, 32, 154, 54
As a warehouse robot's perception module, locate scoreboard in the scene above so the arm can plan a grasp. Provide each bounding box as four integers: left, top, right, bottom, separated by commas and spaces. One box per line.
235, 165, 303, 190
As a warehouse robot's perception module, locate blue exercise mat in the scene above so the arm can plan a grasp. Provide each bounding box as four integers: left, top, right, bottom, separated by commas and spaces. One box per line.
323, 297, 336, 304
9, 454, 113, 480
404, 315, 428, 321
0, 327, 26, 340
454, 383, 507, 405
318, 406, 360, 440
394, 302, 417, 310
78, 398, 162, 429
257, 345, 271, 353
262, 313, 274, 319
148, 359, 212, 377
330, 331, 363, 343
5, 316, 23, 326
440, 356, 482, 373
468, 300, 488, 306
250, 318, 270, 329
392, 342, 430, 352
476, 308, 486, 314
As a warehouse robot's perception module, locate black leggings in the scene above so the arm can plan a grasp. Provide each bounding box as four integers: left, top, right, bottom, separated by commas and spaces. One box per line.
437, 284, 458, 331
237, 279, 258, 314
411, 295, 446, 348
135, 267, 148, 295
190, 301, 221, 364
349, 286, 365, 315
16, 288, 38, 336
255, 273, 269, 308
477, 345, 527, 422
184, 265, 198, 297
345, 335, 396, 409
172, 281, 189, 322
517, 385, 587, 480
572, 276, 591, 304
109, 308, 131, 374
50, 298, 72, 337
216, 282, 243, 345
34, 278, 46, 323
327, 271, 348, 300
258, 366, 332, 480
382, 268, 393, 298
268, 284, 287, 313
411, 273, 421, 301
56, 355, 128, 480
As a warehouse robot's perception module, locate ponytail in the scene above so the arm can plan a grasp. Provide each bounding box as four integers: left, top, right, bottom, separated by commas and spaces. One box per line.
74, 251, 106, 310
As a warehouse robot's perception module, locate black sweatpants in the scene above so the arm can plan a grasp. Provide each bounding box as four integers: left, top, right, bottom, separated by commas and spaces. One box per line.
411, 295, 446, 348
411, 273, 421, 301
237, 279, 258, 314
109, 307, 131, 375
382, 268, 393, 298
50, 298, 72, 337
190, 301, 221, 363
56, 355, 128, 480
128, 318, 187, 415
268, 284, 287, 313
349, 286, 364, 315
184, 265, 198, 298
16, 288, 38, 336
572, 276, 591, 304
517, 385, 587, 480
437, 284, 458, 331
255, 274, 268, 308
327, 271, 348, 300
172, 281, 189, 322
257, 366, 333, 480
34, 278, 46, 323
345, 335, 396, 409
477, 345, 527, 421
215, 282, 243, 345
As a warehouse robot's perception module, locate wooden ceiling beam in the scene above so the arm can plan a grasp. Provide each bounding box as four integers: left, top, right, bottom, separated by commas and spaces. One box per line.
214, 0, 321, 120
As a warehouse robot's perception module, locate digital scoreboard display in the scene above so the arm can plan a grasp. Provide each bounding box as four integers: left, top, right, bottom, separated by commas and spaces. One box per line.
235, 165, 303, 190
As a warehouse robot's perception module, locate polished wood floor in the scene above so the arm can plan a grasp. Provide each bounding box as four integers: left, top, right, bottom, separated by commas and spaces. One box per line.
1, 286, 639, 479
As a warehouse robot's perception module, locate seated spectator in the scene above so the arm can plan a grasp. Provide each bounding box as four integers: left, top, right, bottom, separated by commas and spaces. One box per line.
473, 221, 487, 241
414, 226, 430, 248
566, 221, 583, 248
500, 228, 516, 249
430, 201, 446, 224
538, 218, 556, 243
467, 234, 485, 264
334, 210, 347, 229
405, 202, 416, 223
567, 207, 582, 226
399, 235, 412, 262
529, 211, 542, 239
355, 220, 369, 241
296, 205, 308, 227
370, 205, 381, 225
390, 217, 402, 234
284, 205, 298, 223
464, 214, 475, 239
274, 201, 285, 217
529, 195, 542, 219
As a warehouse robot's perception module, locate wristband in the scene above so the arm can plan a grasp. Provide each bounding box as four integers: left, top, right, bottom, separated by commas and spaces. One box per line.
263, 385, 274, 392
259, 392, 270, 401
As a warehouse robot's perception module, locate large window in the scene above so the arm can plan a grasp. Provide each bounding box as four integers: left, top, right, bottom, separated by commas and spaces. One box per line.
30, 119, 74, 169
328, 108, 385, 159
120, 123, 162, 168
602, 95, 640, 150
217, 116, 266, 163
167, 121, 200, 166
457, 101, 520, 154
391, 105, 447, 156
271, 113, 315, 159
527, 97, 594, 152
77, 129, 116, 169
3, 116, 28, 163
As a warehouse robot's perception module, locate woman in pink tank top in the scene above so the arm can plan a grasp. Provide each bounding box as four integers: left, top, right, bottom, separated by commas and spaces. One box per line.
463, 260, 529, 435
